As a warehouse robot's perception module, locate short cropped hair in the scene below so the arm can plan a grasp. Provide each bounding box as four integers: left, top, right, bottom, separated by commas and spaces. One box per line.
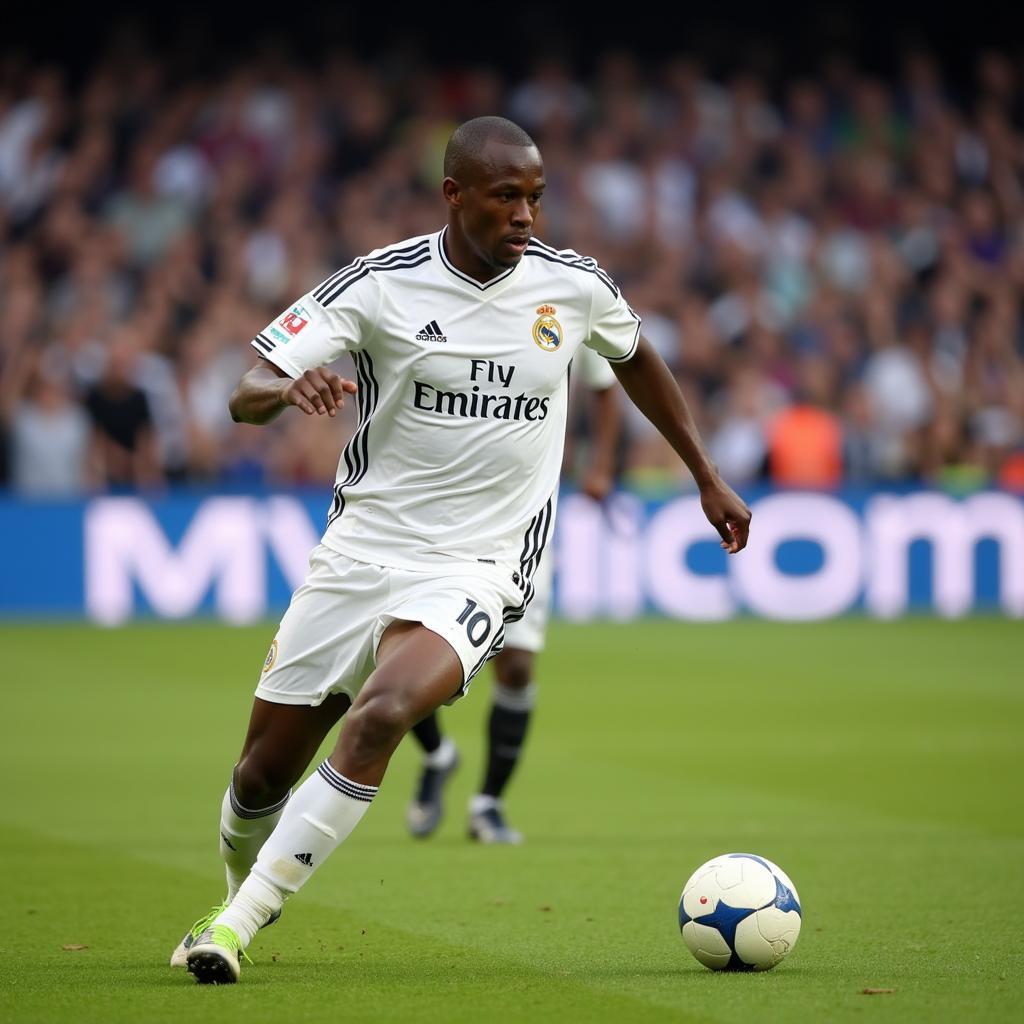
443, 116, 537, 181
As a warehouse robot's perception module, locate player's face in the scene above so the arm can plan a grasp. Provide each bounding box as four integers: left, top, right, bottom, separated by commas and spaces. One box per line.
445, 142, 546, 278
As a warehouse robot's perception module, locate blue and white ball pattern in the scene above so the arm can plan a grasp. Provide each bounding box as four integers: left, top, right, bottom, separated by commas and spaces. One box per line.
678, 853, 802, 971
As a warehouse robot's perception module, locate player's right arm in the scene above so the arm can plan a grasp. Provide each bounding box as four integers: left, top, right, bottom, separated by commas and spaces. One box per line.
230, 267, 379, 425
229, 358, 356, 425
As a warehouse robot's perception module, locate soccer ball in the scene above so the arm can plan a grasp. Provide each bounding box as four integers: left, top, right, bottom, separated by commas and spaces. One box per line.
678, 853, 802, 971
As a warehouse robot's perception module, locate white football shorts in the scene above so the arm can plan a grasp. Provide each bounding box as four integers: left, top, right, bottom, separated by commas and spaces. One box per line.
503, 554, 552, 653
255, 545, 526, 707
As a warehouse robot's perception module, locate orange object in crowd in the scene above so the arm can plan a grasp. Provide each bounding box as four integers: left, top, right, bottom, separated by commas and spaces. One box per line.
768, 405, 844, 488
998, 452, 1024, 492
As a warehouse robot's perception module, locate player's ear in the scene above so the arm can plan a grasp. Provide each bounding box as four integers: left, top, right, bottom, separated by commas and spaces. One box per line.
442, 177, 463, 209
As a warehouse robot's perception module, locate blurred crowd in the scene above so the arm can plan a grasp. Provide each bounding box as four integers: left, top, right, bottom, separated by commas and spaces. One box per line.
2, 37, 1024, 497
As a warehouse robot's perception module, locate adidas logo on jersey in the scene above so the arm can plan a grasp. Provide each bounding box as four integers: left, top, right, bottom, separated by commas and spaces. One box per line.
415, 320, 448, 342
294, 852, 313, 866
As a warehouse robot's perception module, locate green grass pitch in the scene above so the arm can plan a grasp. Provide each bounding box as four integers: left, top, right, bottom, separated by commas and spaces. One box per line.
0, 618, 1021, 1023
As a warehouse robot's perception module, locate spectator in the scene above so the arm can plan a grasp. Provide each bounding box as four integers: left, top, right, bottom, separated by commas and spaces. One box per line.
767, 355, 845, 488
0, 39, 1021, 494
5, 368, 93, 496
83, 334, 162, 489
105, 144, 192, 268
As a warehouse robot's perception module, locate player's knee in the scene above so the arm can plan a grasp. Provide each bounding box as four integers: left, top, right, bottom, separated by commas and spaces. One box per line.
495, 648, 533, 689
345, 692, 414, 753
233, 755, 296, 810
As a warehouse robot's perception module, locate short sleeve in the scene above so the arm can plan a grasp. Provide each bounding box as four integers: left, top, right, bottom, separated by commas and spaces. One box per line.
251, 271, 379, 378
584, 269, 641, 363
574, 343, 617, 389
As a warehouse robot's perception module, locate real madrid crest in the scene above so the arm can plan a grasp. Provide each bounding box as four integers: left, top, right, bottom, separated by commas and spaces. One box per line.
533, 304, 562, 351
262, 638, 279, 674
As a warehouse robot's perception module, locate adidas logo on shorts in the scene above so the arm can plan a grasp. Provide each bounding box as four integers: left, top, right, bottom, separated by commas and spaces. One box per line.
415, 320, 448, 343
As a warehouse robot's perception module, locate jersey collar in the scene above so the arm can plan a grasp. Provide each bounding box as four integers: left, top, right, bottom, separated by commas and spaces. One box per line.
434, 227, 522, 296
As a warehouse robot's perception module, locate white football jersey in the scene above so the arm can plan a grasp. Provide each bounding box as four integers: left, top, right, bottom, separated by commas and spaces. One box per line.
252, 227, 639, 594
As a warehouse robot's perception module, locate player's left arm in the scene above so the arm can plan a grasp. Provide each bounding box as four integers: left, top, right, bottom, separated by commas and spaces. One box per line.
611, 336, 751, 553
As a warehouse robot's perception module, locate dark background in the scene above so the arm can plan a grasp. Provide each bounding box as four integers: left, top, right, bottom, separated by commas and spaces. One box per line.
8, 3, 1024, 87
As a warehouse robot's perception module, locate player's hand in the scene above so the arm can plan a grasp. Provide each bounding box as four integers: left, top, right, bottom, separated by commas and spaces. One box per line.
699, 476, 751, 554
580, 467, 615, 503
283, 369, 357, 417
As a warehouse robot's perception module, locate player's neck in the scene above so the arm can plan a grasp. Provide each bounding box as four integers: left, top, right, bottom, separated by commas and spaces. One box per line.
442, 224, 505, 285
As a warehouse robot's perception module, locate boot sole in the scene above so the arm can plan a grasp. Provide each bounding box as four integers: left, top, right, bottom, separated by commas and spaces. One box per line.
187, 948, 240, 985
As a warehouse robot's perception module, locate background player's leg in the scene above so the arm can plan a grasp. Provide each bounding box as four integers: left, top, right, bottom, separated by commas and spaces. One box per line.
410, 712, 443, 754
469, 646, 536, 844
210, 622, 463, 951
406, 710, 460, 838
481, 647, 536, 798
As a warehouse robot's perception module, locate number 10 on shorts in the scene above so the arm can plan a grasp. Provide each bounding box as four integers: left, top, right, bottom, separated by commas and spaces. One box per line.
457, 599, 491, 647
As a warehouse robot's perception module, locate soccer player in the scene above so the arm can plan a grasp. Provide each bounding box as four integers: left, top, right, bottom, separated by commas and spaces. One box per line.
405, 345, 620, 844
173, 116, 751, 985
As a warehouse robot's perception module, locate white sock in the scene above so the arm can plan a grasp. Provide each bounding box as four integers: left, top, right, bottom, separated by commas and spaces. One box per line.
219, 775, 290, 900
423, 735, 458, 770
215, 761, 378, 947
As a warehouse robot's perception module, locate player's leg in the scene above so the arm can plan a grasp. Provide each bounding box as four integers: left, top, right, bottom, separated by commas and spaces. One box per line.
468, 645, 536, 844
224, 692, 352, 894
170, 692, 350, 966
405, 709, 460, 838
189, 621, 464, 983
177, 545, 383, 976
334, 621, 464, 781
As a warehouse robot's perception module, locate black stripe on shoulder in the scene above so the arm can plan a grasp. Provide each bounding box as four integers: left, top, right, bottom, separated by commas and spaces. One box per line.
531, 244, 616, 295
319, 249, 432, 307
526, 237, 601, 271
524, 246, 619, 298
313, 238, 431, 303
316, 240, 430, 301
